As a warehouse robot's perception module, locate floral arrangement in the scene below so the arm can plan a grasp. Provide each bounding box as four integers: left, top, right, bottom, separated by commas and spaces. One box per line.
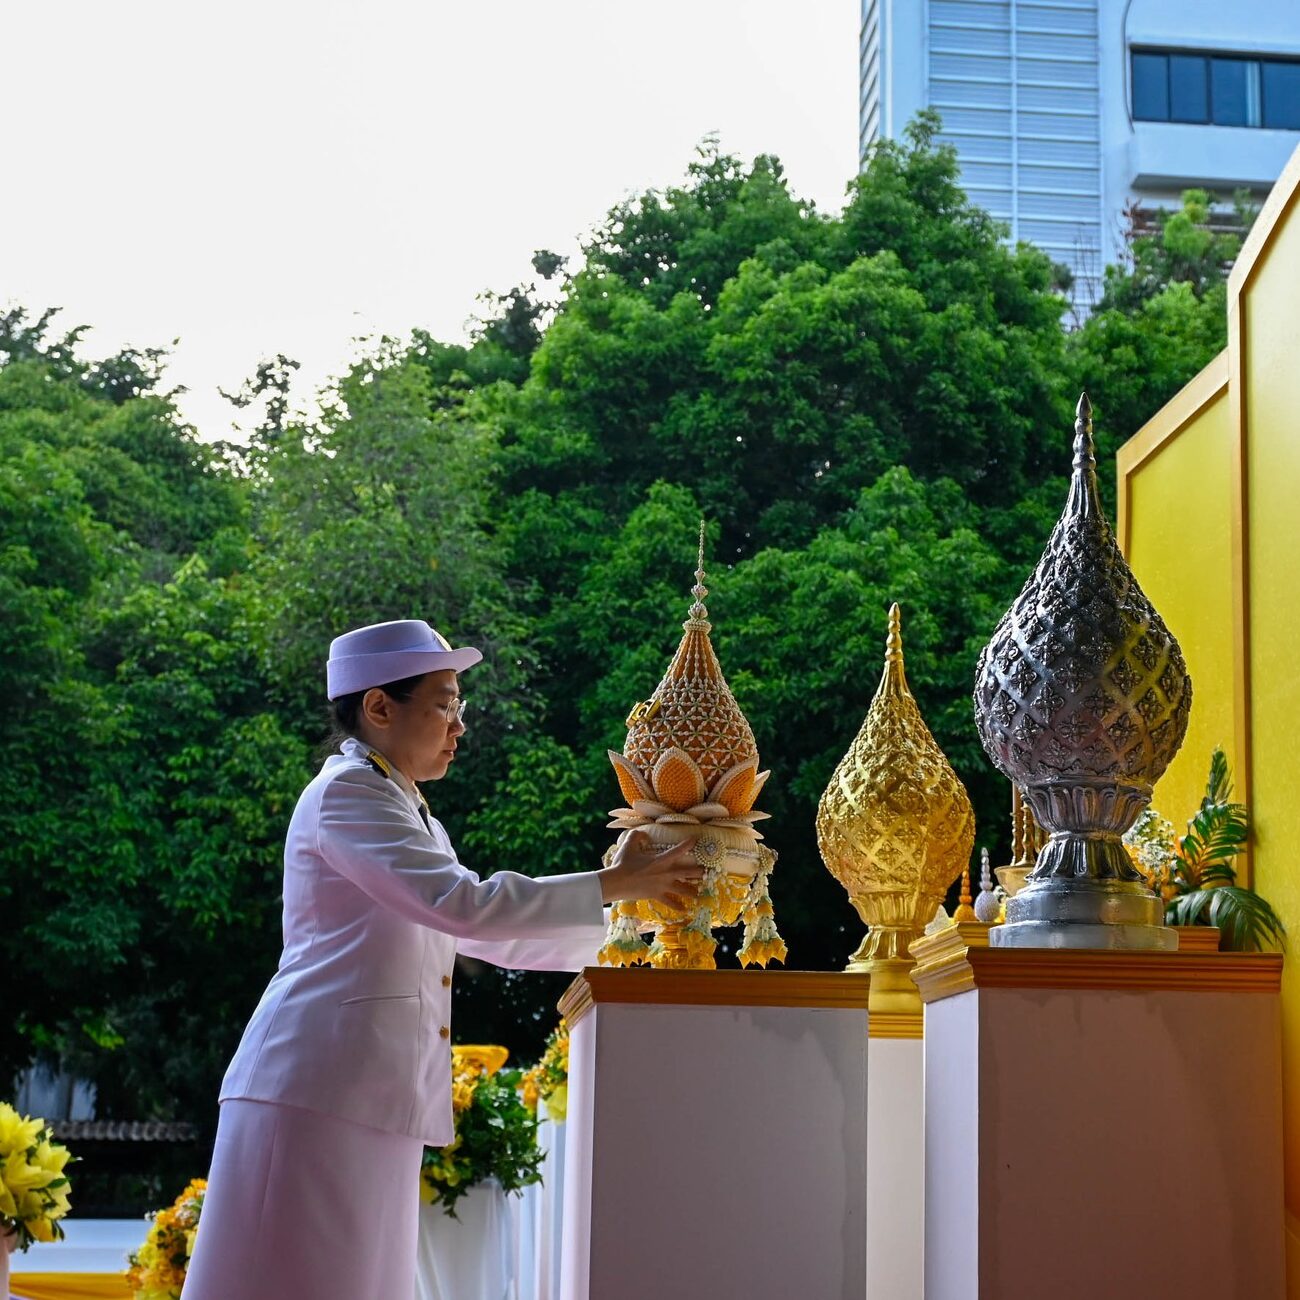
519, 1019, 569, 1122
1124, 748, 1285, 951
0, 1103, 73, 1249
601, 752, 786, 969
125, 1178, 206, 1299
421, 1045, 541, 1219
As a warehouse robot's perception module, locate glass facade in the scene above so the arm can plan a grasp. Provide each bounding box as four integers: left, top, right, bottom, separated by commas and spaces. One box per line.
1133, 49, 1300, 130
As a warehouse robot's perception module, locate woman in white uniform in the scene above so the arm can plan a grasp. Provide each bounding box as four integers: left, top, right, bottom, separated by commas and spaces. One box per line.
182, 619, 698, 1300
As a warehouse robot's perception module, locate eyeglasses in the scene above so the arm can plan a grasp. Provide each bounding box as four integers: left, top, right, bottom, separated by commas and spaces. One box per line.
441, 698, 467, 726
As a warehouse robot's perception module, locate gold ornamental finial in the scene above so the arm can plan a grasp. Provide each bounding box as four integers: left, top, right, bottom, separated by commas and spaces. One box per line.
816, 603, 976, 1012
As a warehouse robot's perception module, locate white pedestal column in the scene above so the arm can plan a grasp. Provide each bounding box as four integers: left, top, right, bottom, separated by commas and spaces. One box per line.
915, 937, 1285, 1300
866, 1018, 923, 1300
558, 968, 870, 1300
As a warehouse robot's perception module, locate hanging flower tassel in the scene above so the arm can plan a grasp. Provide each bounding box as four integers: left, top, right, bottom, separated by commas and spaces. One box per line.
738, 850, 787, 968
679, 858, 723, 965
597, 901, 652, 967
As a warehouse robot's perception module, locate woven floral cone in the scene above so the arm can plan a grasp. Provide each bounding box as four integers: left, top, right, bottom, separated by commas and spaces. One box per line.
598, 524, 785, 970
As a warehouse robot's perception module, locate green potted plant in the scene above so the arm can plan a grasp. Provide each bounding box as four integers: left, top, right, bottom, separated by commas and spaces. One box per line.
1125, 748, 1285, 951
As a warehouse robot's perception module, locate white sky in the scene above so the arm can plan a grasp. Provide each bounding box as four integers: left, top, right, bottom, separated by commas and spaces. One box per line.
2, 1, 859, 441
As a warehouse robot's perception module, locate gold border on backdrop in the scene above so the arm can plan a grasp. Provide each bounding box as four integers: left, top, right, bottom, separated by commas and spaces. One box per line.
558, 969, 870, 1028
912, 945, 1282, 1004
1225, 144, 1300, 886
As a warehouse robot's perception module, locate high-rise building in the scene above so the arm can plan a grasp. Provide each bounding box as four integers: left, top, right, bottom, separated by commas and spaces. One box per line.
859, 0, 1300, 305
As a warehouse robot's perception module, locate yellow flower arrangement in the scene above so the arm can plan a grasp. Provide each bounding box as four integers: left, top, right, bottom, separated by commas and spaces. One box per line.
125, 1178, 206, 1300
421, 1045, 541, 1218
519, 1019, 570, 1122
0, 1102, 74, 1250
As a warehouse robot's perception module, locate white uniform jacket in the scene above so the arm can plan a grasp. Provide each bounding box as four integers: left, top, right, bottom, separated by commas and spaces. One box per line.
220, 738, 607, 1145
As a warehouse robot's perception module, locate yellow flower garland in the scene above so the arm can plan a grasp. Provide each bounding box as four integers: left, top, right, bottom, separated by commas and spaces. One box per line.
519, 1020, 570, 1121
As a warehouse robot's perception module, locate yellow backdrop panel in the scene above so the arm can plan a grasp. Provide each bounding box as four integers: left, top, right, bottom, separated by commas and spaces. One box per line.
1119, 141, 1300, 1288
1242, 187, 1300, 1267
1125, 386, 1236, 824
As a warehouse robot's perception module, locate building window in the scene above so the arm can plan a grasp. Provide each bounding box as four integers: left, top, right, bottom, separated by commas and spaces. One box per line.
1210, 58, 1258, 127
1263, 61, 1300, 130
1132, 49, 1300, 129
1132, 52, 1170, 121
1170, 55, 1209, 124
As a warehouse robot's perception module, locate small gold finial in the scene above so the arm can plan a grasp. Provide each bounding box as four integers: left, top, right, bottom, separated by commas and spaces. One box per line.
953, 862, 978, 922
878, 602, 910, 698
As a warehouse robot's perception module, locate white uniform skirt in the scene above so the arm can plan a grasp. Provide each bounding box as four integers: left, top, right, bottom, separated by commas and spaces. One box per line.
182, 1099, 425, 1300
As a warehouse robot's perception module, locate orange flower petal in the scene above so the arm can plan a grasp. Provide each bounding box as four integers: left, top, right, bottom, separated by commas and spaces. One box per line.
709, 760, 759, 815
608, 751, 655, 805
651, 748, 707, 810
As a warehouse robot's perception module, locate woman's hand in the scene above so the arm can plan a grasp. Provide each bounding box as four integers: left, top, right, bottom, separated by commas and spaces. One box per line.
598, 831, 704, 908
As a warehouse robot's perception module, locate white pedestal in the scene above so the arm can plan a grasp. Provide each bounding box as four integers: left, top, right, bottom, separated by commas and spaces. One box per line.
415, 1180, 513, 1300
558, 968, 869, 1300
866, 1021, 923, 1300
534, 1110, 566, 1300
915, 941, 1285, 1300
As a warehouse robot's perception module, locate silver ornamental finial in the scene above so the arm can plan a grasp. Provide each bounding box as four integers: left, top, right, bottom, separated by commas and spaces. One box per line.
973, 394, 1191, 950
973, 847, 1001, 923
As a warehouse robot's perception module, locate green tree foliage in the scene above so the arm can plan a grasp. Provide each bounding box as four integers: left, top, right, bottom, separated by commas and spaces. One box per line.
0, 309, 294, 1120
1067, 188, 1257, 501
1, 121, 1237, 1126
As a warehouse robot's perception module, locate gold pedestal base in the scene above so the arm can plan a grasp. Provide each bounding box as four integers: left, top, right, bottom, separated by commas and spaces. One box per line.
649, 923, 717, 970
846, 947, 921, 1015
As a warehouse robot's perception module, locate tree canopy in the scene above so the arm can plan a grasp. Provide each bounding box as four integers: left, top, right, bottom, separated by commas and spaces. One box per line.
0, 116, 1243, 1131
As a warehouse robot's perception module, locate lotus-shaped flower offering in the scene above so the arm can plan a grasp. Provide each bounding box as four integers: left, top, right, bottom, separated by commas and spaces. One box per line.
973, 395, 1192, 949
597, 527, 786, 970
816, 603, 975, 1010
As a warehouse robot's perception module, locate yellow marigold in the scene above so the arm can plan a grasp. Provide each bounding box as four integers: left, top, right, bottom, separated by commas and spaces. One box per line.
126, 1179, 206, 1298
519, 1071, 542, 1113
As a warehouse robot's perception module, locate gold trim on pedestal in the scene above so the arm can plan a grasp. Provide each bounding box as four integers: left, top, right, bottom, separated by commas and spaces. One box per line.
910, 940, 1282, 1005
1171, 926, 1222, 953
559, 968, 870, 1028
952, 921, 993, 950
867, 1009, 924, 1040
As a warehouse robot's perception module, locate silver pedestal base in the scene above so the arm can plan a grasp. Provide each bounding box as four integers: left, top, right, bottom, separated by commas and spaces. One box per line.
992, 879, 1179, 951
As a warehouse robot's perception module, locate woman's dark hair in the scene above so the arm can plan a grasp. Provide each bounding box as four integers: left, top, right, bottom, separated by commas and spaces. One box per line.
321, 672, 429, 759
